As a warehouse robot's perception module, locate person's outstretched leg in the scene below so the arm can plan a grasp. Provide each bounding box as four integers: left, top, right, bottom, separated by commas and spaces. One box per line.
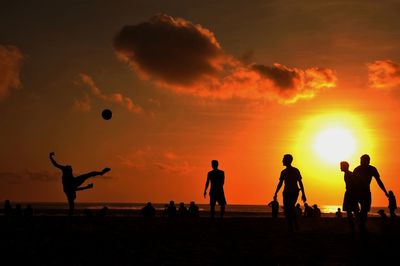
74, 168, 110, 188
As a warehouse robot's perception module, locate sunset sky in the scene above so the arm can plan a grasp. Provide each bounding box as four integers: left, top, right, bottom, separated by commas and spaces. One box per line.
1, 0, 400, 206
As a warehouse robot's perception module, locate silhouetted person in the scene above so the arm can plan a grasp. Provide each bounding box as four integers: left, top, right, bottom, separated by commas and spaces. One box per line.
388, 190, 397, 218
274, 154, 307, 231
313, 204, 321, 218
4, 200, 12, 217
188, 201, 199, 217
340, 161, 359, 231
24, 204, 33, 217
304, 203, 314, 218
204, 160, 226, 219
352, 154, 389, 232
378, 209, 387, 218
49, 152, 111, 216
14, 204, 23, 217
267, 199, 279, 218
295, 203, 303, 218
178, 202, 189, 217
166, 201, 177, 217
336, 208, 343, 218
141, 202, 156, 218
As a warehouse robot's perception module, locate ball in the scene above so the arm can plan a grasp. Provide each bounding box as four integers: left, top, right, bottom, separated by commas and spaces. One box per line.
101, 109, 112, 120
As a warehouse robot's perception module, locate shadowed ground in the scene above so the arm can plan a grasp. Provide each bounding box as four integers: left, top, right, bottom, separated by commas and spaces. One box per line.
1, 215, 399, 265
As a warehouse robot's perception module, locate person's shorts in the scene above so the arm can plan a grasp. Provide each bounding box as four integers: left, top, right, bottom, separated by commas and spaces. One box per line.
356, 191, 371, 212
283, 190, 299, 215
210, 192, 226, 206
343, 191, 360, 212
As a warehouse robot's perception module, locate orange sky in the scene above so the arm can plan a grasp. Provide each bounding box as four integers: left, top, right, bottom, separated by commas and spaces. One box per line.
1, 1, 400, 207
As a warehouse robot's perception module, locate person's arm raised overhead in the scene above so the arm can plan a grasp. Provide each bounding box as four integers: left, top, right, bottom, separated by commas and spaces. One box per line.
49, 152, 64, 169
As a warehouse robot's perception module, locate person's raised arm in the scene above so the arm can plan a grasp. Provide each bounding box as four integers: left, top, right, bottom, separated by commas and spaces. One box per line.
49, 152, 64, 169
204, 174, 210, 198
299, 179, 307, 202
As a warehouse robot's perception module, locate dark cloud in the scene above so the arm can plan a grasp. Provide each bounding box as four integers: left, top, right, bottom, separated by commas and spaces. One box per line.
114, 14, 337, 104
114, 13, 227, 86
0, 170, 58, 184
77, 73, 142, 114
0, 45, 23, 100
368, 60, 400, 90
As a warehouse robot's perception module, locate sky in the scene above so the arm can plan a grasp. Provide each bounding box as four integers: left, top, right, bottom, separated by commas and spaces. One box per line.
1, 0, 400, 206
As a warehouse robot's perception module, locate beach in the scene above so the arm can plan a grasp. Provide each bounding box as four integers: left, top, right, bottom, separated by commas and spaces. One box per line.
1, 212, 399, 265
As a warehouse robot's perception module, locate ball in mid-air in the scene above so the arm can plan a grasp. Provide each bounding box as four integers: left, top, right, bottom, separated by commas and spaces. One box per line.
101, 109, 112, 120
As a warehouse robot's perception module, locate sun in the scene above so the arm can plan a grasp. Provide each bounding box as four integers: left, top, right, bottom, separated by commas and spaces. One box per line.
313, 127, 356, 164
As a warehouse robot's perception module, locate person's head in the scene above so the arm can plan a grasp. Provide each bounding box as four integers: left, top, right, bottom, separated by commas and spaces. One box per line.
313, 204, 318, 208
360, 154, 370, 166
338, 208, 341, 211
340, 161, 349, 172
282, 154, 293, 166
211, 160, 219, 170
169, 200, 175, 206
147, 202, 152, 206
179, 202, 184, 207
190, 201, 195, 206
304, 203, 309, 207
296, 203, 300, 208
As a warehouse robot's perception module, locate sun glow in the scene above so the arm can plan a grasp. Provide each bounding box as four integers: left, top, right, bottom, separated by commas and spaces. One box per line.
313, 127, 356, 164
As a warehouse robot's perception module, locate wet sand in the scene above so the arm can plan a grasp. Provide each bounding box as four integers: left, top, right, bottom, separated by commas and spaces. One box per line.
1, 213, 399, 265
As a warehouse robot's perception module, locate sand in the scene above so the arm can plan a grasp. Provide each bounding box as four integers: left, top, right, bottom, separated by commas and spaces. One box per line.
1, 213, 399, 265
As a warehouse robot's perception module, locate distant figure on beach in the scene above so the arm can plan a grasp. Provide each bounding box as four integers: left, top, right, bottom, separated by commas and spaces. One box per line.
165, 201, 177, 217
352, 154, 389, 232
273, 154, 307, 231
14, 204, 23, 217
303, 203, 314, 218
295, 203, 303, 218
340, 161, 359, 231
388, 190, 397, 218
267, 199, 279, 218
97, 206, 109, 217
335, 208, 343, 218
142, 202, 156, 218
3, 200, 12, 217
204, 160, 226, 219
178, 202, 189, 217
378, 209, 387, 218
313, 204, 321, 218
188, 201, 199, 217
49, 152, 111, 216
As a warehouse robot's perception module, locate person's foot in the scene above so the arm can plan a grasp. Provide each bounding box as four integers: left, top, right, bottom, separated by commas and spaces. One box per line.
102, 167, 111, 174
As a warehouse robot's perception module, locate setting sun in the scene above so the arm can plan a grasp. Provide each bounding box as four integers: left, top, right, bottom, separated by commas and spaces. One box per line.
313, 127, 356, 164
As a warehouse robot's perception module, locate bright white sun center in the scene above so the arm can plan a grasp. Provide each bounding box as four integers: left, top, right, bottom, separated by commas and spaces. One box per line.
313, 127, 356, 164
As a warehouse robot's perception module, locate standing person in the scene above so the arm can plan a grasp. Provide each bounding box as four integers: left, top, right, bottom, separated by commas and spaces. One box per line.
204, 160, 226, 219
273, 154, 307, 231
388, 190, 397, 218
49, 152, 111, 216
340, 161, 359, 231
352, 154, 389, 232
267, 199, 279, 218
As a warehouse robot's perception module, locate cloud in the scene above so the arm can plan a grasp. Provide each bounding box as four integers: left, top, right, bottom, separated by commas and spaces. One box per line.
0, 170, 58, 184
368, 60, 400, 90
154, 161, 191, 175
78, 73, 142, 113
117, 147, 192, 175
0, 45, 24, 101
113, 14, 337, 104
